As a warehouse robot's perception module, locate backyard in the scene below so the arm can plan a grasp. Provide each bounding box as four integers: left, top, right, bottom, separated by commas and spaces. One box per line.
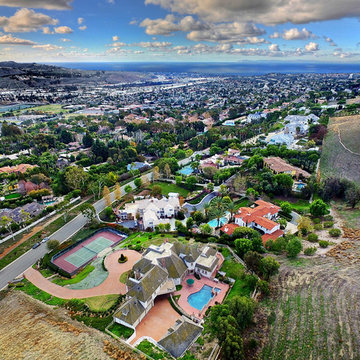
149, 181, 190, 198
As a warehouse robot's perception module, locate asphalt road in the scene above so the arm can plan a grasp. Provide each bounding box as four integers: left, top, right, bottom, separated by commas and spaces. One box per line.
0, 149, 209, 290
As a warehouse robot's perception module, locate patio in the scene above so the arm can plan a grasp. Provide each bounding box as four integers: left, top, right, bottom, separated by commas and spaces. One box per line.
175, 274, 229, 319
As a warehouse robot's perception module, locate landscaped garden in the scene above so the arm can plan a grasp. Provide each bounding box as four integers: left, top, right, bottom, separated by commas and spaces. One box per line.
149, 181, 190, 198
108, 322, 134, 340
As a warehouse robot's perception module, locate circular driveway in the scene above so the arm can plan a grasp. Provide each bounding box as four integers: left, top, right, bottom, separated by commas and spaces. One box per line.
24, 249, 141, 299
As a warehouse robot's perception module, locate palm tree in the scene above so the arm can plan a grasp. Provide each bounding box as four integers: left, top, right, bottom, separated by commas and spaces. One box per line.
203, 202, 211, 219
227, 201, 237, 222
210, 207, 225, 228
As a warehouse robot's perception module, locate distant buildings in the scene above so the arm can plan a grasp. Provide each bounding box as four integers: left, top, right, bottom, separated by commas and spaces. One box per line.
0, 164, 36, 175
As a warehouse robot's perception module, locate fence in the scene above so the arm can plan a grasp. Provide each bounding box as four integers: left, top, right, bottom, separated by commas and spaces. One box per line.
0, 196, 81, 245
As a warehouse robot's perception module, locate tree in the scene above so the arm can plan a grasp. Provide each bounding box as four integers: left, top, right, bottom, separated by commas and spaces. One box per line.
207, 182, 214, 191
164, 223, 171, 232
309, 199, 327, 217
175, 220, 187, 233
226, 296, 255, 329
114, 182, 121, 201
244, 251, 263, 274
286, 237, 302, 258
175, 176, 182, 186
186, 217, 194, 229
82, 132, 93, 148
65, 166, 88, 191
281, 201, 292, 216
20, 209, 30, 225
151, 185, 162, 197
260, 256, 280, 280
297, 216, 313, 235
222, 325, 245, 360
246, 187, 259, 201
134, 178, 142, 189
163, 163, 171, 178
47, 239, 60, 251
203, 202, 211, 218
79, 203, 96, 223
344, 184, 360, 208
185, 175, 197, 190
141, 175, 150, 188
153, 166, 160, 181
192, 211, 204, 225
0, 215, 14, 240
199, 223, 212, 235
273, 174, 293, 195
227, 201, 236, 221
124, 185, 133, 194
103, 186, 111, 207
234, 238, 253, 257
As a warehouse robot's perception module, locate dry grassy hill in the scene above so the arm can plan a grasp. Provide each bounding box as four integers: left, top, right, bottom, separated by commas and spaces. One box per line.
320, 115, 360, 184
0, 291, 141, 360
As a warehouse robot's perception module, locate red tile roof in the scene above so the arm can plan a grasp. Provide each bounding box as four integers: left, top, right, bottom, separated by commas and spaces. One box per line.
220, 223, 239, 236
262, 229, 284, 245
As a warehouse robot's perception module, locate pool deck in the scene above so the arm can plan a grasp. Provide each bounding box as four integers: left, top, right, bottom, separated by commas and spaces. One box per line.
175, 273, 229, 319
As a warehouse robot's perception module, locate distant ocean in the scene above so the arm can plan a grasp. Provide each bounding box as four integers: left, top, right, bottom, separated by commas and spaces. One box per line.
48, 62, 360, 76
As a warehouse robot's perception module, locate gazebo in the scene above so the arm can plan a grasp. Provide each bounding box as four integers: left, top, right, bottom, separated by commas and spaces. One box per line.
186, 278, 195, 287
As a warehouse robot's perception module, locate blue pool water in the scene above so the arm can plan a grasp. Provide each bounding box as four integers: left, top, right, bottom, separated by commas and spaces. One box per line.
208, 217, 228, 228
188, 285, 221, 311
179, 165, 194, 176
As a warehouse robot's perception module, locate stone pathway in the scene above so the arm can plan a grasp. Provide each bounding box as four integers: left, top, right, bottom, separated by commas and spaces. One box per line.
24, 249, 141, 299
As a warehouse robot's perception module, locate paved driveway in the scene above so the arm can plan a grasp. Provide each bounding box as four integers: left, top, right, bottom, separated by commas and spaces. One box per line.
24, 249, 141, 299
130, 296, 181, 346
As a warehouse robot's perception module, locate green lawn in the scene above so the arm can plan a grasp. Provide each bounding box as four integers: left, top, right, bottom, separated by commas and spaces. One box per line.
18, 104, 69, 114
334, 200, 360, 229
52, 265, 95, 286
108, 322, 134, 339
137, 340, 172, 360
234, 198, 251, 210
120, 232, 187, 250
4, 193, 21, 200
150, 182, 190, 198
119, 270, 130, 284
84, 294, 119, 312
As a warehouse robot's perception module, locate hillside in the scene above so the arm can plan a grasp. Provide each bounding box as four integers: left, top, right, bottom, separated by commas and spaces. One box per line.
0, 61, 150, 89
320, 115, 360, 184
0, 291, 141, 360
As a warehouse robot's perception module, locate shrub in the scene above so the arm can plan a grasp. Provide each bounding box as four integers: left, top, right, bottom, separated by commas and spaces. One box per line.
304, 247, 317, 256
313, 218, 321, 224
318, 240, 329, 248
329, 228, 341, 237
324, 215, 333, 222
257, 279, 270, 296
267, 311, 276, 325
314, 224, 323, 231
324, 221, 334, 228
307, 233, 319, 243
286, 237, 302, 258
118, 254, 128, 263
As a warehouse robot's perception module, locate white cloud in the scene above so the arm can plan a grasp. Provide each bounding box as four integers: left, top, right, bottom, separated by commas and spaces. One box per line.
0, 34, 36, 45
282, 27, 314, 40
42, 26, 54, 34
54, 26, 73, 34
60, 38, 71, 42
136, 41, 172, 48
0, 8, 58, 33
112, 35, 119, 41
0, 0, 72, 10
305, 41, 319, 51
333, 49, 358, 58
33, 43, 62, 51
111, 41, 126, 47
187, 22, 265, 43
77, 17, 84, 25
324, 36, 337, 46
269, 32, 280, 39
79, 25, 87, 31
269, 43, 280, 51
145, 0, 360, 25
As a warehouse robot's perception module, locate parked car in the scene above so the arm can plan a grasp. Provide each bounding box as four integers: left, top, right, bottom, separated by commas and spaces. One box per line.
41, 237, 50, 243
32, 242, 41, 249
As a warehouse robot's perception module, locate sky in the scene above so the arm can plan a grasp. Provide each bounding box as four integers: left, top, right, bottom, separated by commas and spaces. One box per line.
0, 0, 360, 62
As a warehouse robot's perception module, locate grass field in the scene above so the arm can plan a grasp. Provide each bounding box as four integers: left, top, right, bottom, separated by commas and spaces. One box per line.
120, 232, 187, 249
333, 201, 360, 229
108, 322, 134, 339
84, 294, 119, 312
320, 115, 360, 184
150, 181, 190, 198
261, 255, 360, 360
52, 265, 95, 286
17, 104, 69, 114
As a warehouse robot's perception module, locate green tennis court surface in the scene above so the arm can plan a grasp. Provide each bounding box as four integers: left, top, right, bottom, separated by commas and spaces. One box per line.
65, 236, 114, 267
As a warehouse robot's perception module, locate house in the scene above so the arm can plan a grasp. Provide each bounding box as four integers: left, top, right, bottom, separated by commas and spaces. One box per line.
233, 200, 283, 244
0, 164, 36, 175
113, 241, 218, 356
17, 180, 49, 195
220, 223, 240, 236
263, 157, 311, 179
284, 114, 319, 136
119, 193, 180, 229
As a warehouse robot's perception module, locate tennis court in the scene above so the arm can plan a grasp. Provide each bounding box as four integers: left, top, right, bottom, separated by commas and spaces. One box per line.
52, 229, 126, 275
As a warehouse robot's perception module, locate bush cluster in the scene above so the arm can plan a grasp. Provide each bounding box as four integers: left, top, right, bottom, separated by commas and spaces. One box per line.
329, 228, 341, 237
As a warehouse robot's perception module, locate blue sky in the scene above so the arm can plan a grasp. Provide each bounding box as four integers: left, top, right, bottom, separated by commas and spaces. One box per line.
0, 0, 359, 62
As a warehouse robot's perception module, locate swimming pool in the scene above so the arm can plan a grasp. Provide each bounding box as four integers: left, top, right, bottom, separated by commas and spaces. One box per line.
208, 217, 228, 228
188, 285, 221, 311
179, 165, 194, 176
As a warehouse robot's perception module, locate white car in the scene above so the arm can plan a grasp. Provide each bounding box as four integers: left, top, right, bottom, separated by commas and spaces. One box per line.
41, 237, 50, 243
